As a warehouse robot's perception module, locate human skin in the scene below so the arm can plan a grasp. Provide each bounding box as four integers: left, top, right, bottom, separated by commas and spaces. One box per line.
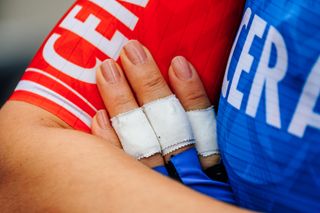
0, 42, 247, 212
91, 40, 219, 169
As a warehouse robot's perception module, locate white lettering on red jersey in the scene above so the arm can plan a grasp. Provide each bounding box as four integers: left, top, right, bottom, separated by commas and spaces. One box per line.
11, 0, 245, 132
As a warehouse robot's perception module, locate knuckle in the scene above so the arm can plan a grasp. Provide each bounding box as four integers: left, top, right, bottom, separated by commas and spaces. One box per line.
114, 94, 135, 107
141, 74, 166, 93
183, 91, 208, 107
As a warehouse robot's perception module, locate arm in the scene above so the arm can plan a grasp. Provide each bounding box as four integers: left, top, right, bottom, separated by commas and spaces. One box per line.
90, 43, 236, 204
0, 101, 244, 212
0, 0, 246, 211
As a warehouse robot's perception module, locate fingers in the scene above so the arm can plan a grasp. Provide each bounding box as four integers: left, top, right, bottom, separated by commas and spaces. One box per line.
96, 60, 138, 117
96, 60, 164, 168
121, 41, 194, 161
95, 41, 218, 170
121, 40, 172, 105
169, 56, 211, 110
169, 56, 220, 169
91, 110, 122, 148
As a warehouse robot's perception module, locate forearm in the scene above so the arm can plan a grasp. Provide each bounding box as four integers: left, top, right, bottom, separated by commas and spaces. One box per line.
0, 101, 243, 212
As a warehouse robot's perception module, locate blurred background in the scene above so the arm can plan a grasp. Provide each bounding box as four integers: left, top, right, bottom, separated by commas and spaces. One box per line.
0, 0, 73, 106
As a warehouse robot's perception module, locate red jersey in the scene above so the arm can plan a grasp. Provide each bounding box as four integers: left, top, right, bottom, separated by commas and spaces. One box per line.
10, 0, 244, 132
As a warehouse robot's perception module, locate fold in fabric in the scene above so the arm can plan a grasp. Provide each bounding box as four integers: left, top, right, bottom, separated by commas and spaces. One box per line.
153, 165, 169, 176
169, 148, 236, 204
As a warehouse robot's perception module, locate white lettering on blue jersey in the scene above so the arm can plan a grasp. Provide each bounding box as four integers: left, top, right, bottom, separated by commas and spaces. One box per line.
223, 7, 320, 138
289, 57, 320, 137
246, 26, 288, 128
227, 14, 267, 109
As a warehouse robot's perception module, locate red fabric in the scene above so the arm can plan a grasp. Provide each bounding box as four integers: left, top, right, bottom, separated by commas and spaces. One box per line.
10, 0, 245, 132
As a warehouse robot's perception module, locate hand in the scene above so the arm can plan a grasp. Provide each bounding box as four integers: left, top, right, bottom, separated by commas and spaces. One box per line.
89, 40, 235, 204
91, 40, 219, 169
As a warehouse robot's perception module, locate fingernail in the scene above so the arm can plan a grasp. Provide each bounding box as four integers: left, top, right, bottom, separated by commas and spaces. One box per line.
172, 56, 193, 80
101, 60, 120, 83
96, 110, 109, 129
124, 40, 147, 65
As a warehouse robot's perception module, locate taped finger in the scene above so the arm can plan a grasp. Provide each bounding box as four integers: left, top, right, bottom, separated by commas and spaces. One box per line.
143, 95, 195, 155
187, 106, 219, 157
111, 108, 161, 160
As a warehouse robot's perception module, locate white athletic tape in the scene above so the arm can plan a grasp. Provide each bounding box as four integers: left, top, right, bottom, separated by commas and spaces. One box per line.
187, 106, 219, 157
143, 95, 195, 155
111, 108, 161, 159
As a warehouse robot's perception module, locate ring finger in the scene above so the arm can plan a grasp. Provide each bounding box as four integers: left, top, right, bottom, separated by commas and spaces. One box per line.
169, 56, 220, 169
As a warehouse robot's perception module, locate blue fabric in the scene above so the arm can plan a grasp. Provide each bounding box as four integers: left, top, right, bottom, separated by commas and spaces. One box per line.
153, 165, 169, 176
170, 148, 236, 204
218, 0, 320, 212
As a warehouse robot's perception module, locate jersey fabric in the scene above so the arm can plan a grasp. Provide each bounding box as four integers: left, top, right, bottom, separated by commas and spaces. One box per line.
218, 0, 320, 212
10, 0, 244, 132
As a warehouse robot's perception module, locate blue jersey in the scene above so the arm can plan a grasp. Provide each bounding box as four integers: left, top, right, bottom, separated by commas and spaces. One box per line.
218, 0, 320, 212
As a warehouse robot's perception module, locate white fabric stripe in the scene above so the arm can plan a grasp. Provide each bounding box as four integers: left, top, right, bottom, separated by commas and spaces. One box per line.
90, 0, 138, 30
15, 80, 92, 127
26, 68, 98, 112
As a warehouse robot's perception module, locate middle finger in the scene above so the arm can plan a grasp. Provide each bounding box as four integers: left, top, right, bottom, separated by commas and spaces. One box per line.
120, 40, 194, 160
120, 40, 172, 105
